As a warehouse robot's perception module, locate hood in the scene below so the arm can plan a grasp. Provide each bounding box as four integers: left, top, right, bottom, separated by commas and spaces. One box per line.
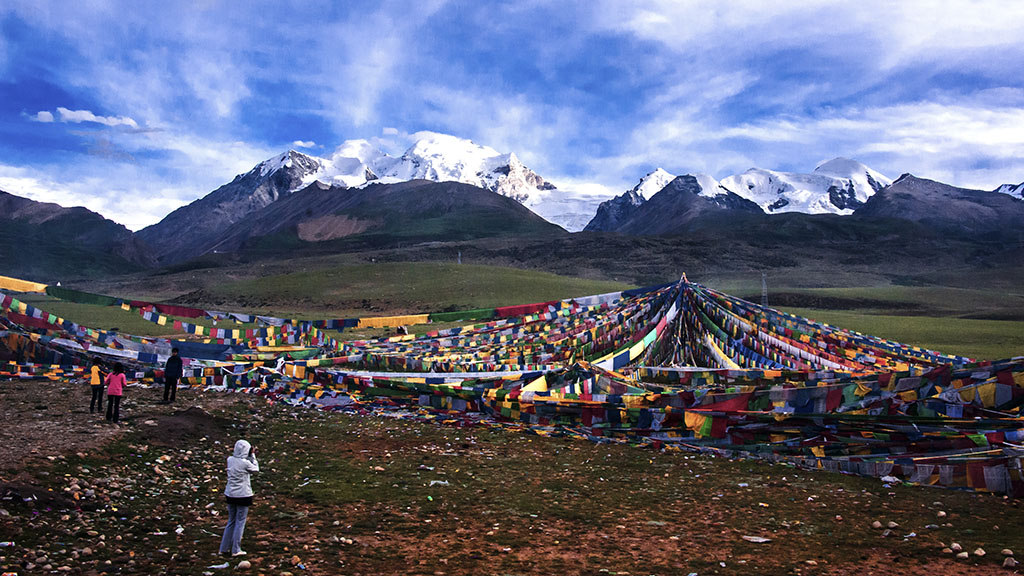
232, 439, 251, 458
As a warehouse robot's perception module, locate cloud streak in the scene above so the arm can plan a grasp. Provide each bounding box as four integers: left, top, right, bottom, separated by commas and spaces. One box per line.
33, 107, 139, 128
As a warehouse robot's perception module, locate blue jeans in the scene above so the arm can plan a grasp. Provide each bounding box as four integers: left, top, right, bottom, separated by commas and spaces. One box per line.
219, 504, 249, 555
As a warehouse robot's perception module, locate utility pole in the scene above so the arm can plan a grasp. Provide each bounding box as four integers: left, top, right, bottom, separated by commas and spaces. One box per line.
761, 272, 768, 308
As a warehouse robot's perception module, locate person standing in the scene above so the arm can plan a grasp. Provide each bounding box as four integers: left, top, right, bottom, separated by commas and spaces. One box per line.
89, 357, 106, 414
105, 363, 126, 423
220, 439, 259, 557
163, 348, 183, 403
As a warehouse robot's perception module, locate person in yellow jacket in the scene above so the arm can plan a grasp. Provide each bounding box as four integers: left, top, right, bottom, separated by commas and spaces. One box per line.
88, 357, 106, 414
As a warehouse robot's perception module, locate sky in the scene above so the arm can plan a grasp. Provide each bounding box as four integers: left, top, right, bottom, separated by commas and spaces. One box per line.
1, 0, 1023, 230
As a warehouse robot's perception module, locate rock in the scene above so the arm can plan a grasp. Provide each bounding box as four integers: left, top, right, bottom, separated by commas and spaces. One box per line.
290, 555, 301, 565
974, 548, 986, 557
951, 543, 963, 552
1004, 557, 1019, 568
886, 521, 899, 529
937, 511, 946, 518
956, 552, 969, 560
871, 521, 883, 529
941, 548, 952, 554
805, 560, 818, 566
237, 560, 251, 569
1002, 549, 1014, 557
881, 529, 895, 538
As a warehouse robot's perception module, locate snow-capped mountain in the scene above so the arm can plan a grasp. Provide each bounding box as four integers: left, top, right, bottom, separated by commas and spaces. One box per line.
994, 182, 1024, 200
584, 170, 732, 231
249, 131, 563, 220
719, 158, 892, 215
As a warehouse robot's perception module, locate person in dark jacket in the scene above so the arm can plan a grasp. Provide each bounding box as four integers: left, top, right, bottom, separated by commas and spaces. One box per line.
163, 348, 183, 403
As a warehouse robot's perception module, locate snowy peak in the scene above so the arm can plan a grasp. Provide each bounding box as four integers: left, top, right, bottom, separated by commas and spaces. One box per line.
689, 173, 729, 199
720, 158, 892, 215
249, 132, 558, 209
254, 149, 323, 180
994, 182, 1024, 200
630, 168, 676, 200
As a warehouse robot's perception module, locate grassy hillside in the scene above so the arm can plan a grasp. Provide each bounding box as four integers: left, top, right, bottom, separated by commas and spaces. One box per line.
33, 263, 629, 336
173, 262, 632, 317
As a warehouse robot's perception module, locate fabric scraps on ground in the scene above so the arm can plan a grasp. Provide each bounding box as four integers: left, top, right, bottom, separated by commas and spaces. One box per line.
2, 274, 1023, 495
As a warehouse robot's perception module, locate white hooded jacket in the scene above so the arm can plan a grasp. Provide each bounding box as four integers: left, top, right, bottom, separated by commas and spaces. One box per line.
225, 439, 259, 498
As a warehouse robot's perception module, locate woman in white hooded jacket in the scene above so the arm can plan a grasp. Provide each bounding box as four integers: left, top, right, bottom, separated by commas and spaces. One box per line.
219, 439, 259, 556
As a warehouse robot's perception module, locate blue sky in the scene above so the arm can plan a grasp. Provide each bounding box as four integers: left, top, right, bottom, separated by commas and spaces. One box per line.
1, 0, 1023, 230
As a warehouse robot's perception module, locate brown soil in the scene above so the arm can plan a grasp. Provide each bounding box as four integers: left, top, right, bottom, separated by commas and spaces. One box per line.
297, 214, 379, 242
0, 378, 1021, 576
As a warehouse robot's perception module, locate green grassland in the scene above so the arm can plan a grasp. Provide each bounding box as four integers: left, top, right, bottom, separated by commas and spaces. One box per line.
36, 260, 1024, 360
14, 263, 629, 338
780, 307, 1024, 361
152, 261, 632, 317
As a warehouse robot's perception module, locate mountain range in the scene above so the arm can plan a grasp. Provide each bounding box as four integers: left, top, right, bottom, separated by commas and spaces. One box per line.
2, 131, 1023, 281
0, 190, 152, 278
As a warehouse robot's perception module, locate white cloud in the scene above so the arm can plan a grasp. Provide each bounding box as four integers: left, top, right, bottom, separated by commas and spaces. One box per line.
33, 110, 54, 122
416, 85, 582, 174
381, 127, 399, 136
54, 107, 138, 128
291, 140, 316, 149
0, 126, 278, 231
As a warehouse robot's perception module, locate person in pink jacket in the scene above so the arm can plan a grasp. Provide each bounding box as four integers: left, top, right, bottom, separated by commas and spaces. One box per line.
105, 363, 127, 423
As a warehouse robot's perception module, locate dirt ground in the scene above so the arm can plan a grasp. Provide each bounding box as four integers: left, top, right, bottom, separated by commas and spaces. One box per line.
1, 378, 1023, 576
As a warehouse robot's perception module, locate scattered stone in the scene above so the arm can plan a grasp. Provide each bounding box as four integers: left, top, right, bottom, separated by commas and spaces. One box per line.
937, 511, 946, 518
881, 529, 895, 538
886, 521, 899, 529
741, 536, 771, 543
974, 548, 986, 557
1004, 557, 1019, 568
871, 521, 883, 529
237, 560, 251, 569
956, 552, 969, 560
951, 543, 963, 552
941, 548, 953, 554
1002, 549, 1014, 557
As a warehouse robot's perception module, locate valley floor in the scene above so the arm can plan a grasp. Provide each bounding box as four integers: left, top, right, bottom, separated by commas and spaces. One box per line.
1, 379, 1022, 575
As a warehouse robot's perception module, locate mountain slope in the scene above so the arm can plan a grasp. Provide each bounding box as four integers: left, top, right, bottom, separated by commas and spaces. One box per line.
585, 172, 744, 232
854, 174, 1024, 240
610, 175, 764, 236
0, 190, 152, 280
584, 169, 669, 232
136, 150, 322, 264
207, 179, 566, 257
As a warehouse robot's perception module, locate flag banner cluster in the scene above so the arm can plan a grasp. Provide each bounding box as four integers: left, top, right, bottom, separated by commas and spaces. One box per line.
2, 274, 1023, 494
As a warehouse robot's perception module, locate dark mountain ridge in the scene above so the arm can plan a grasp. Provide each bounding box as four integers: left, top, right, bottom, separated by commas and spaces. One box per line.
0, 190, 153, 281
